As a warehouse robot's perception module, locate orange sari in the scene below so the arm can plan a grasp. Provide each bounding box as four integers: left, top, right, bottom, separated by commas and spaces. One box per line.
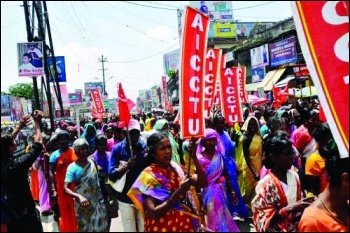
30, 169, 39, 201
55, 148, 78, 232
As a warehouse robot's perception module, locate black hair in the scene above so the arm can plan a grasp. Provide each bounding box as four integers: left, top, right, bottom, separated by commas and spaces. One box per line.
263, 131, 293, 169
146, 132, 168, 164
94, 134, 107, 145
46, 134, 58, 152
312, 122, 331, 144
321, 139, 349, 186
57, 130, 70, 140
213, 114, 225, 124
1, 132, 13, 164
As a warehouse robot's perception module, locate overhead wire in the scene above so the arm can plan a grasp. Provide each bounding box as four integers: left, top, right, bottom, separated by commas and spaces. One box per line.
108, 42, 178, 63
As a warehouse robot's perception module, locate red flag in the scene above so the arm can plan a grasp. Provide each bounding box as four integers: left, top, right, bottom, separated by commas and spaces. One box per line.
283, 81, 289, 94
126, 98, 136, 110
272, 84, 288, 108
118, 83, 131, 126
273, 85, 288, 102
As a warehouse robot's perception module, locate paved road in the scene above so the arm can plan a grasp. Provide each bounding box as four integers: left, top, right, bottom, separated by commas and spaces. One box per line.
41, 212, 123, 232
41, 212, 255, 232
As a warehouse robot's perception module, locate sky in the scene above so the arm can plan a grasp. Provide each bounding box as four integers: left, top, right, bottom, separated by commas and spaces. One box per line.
1, 1, 293, 103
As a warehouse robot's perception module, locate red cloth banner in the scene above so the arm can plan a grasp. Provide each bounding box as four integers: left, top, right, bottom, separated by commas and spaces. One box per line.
91, 89, 105, 119
237, 66, 248, 103
118, 83, 131, 126
220, 67, 244, 125
291, 1, 349, 158
212, 52, 227, 108
179, 6, 209, 139
162, 76, 170, 111
204, 48, 222, 119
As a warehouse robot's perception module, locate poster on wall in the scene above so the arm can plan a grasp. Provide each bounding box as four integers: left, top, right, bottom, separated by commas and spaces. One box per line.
250, 44, 269, 68
251, 67, 265, 83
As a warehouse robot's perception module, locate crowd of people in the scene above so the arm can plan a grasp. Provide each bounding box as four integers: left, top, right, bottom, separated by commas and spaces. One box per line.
1, 98, 349, 232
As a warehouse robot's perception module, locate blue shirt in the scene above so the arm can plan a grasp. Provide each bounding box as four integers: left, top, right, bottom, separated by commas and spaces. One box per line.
108, 137, 149, 203
65, 162, 84, 183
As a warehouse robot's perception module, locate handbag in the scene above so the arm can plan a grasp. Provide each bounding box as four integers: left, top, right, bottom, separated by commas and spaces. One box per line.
109, 172, 127, 193
109, 160, 128, 193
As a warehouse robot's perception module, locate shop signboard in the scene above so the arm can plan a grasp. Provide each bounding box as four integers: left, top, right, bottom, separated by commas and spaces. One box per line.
270, 36, 298, 68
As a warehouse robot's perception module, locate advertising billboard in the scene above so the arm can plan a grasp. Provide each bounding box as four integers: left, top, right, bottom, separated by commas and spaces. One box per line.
213, 23, 235, 38
270, 36, 297, 68
163, 48, 180, 75
17, 42, 44, 77
84, 82, 104, 99
251, 67, 266, 83
250, 44, 269, 69
234, 22, 274, 39
50, 84, 71, 110
69, 92, 83, 105
48, 56, 67, 82
189, 1, 234, 22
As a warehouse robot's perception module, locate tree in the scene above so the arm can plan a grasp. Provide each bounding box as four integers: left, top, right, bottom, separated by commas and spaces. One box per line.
8, 83, 34, 99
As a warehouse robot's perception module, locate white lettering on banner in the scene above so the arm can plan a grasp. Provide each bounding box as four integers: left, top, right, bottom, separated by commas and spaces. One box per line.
188, 118, 200, 135
205, 74, 214, 84
190, 55, 201, 71
191, 13, 204, 32
223, 68, 240, 122
237, 67, 245, 99
322, 1, 349, 84
185, 12, 206, 136
190, 76, 200, 92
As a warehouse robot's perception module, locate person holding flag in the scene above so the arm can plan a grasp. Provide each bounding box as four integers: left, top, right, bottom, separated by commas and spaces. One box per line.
108, 83, 150, 232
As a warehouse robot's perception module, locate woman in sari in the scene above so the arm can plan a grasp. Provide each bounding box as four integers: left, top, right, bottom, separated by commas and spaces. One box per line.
48, 130, 78, 232
127, 132, 208, 232
241, 116, 263, 209
251, 131, 315, 232
153, 119, 181, 165
196, 128, 241, 232
64, 138, 109, 232
80, 123, 97, 154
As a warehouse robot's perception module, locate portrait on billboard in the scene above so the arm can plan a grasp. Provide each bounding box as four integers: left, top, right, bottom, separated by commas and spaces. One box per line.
17, 42, 44, 77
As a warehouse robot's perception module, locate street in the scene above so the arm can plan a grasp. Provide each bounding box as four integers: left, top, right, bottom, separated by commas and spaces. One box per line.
40, 211, 255, 232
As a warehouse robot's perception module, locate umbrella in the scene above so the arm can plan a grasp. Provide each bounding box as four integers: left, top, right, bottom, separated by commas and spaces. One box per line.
251, 97, 269, 106
248, 94, 259, 103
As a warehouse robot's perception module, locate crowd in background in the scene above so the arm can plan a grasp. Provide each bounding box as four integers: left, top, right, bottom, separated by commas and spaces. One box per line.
1, 97, 349, 232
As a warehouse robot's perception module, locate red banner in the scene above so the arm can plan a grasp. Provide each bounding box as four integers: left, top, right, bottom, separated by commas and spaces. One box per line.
204, 48, 222, 119
293, 64, 310, 77
118, 83, 131, 126
237, 66, 248, 103
91, 89, 105, 119
179, 6, 209, 139
291, 1, 349, 157
162, 76, 170, 111
220, 67, 244, 125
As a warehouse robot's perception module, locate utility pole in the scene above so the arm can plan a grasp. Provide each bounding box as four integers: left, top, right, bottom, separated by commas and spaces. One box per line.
23, 1, 41, 113
32, 1, 55, 130
43, 1, 64, 117
98, 55, 107, 95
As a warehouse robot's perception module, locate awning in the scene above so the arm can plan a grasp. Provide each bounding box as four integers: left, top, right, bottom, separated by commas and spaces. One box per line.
246, 82, 262, 91
264, 68, 287, 91
275, 75, 295, 88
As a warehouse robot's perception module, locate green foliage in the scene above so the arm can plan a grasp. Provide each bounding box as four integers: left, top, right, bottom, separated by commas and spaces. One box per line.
8, 83, 34, 99
167, 69, 178, 79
